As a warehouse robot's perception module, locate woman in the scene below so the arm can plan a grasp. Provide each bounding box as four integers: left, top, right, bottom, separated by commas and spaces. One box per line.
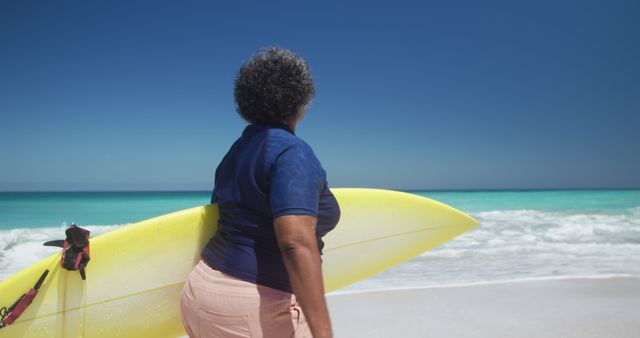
180, 47, 340, 338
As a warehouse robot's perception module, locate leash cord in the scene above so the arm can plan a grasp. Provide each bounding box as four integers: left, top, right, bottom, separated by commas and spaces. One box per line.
0, 306, 7, 328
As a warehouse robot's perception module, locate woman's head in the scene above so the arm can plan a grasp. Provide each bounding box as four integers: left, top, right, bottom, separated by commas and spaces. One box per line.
234, 47, 315, 125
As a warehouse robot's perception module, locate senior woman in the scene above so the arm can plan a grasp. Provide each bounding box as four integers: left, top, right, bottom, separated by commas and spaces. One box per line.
180, 47, 340, 338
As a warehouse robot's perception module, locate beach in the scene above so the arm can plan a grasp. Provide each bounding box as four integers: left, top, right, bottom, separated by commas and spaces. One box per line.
1, 190, 639, 337
328, 277, 640, 338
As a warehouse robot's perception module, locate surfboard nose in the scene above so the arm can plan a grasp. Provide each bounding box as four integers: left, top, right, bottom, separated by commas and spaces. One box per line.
322, 188, 479, 291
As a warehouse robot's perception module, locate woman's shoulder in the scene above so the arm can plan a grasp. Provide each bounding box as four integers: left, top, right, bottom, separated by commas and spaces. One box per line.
262, 128, 324, 179
264, 127, 316, 159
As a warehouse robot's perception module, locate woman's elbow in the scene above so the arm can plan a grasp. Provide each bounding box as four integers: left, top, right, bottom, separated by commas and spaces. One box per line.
278, 237, 315, 255
274, 214, 319, 254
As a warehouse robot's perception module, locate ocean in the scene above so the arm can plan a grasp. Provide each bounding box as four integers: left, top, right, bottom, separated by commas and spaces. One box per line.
1, 190, 639, 292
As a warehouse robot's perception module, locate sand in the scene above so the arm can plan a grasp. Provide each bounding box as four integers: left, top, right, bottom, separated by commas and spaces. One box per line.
326, 277, 640, 338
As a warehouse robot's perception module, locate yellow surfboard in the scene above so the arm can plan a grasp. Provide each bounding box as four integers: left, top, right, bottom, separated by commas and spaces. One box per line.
0, 189, 478, 338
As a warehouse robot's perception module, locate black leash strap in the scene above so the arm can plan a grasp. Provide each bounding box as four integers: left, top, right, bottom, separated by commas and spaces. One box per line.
0, 269, 49, 329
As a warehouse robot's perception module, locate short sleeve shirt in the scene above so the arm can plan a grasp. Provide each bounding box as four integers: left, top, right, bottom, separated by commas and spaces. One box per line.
201, 123, 341, 293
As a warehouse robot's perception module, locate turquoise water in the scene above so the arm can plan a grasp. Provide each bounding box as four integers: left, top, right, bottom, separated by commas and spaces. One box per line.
2, 189, 640, 287
0, 191, 210, 229
416, 189, 640, 212
3, 189, 639, 230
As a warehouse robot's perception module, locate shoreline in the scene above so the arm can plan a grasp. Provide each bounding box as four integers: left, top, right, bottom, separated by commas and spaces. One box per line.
328, 274, 640, 295
327, 276, 640, 338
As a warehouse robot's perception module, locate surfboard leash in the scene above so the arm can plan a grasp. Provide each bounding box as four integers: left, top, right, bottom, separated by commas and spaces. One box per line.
0, 223, 91, 329
0, 269, 49, 329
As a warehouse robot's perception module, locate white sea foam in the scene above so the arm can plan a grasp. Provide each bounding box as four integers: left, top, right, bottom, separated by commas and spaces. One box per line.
340, 207, 640, 292
3, 207, 640, 291
0, 224, 127, 281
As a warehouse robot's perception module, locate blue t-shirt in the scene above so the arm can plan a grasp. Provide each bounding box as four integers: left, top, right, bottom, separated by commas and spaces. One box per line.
201, 123, 341, 293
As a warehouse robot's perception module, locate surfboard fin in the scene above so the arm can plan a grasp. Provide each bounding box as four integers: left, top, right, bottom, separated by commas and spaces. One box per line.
43, 224, 91, 280
43, 240, 65, 248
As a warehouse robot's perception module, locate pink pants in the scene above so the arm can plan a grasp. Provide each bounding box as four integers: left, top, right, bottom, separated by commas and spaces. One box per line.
180, 260, 312, 338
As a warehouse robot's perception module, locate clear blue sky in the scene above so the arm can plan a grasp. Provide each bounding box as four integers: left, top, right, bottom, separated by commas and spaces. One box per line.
1, 0, 639, 191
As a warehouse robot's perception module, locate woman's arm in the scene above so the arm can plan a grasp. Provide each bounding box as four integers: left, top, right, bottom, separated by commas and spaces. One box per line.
274, 214, 332, 338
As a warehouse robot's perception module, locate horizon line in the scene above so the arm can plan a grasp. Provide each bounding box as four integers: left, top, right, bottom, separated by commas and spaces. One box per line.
1, 187, 639, 193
